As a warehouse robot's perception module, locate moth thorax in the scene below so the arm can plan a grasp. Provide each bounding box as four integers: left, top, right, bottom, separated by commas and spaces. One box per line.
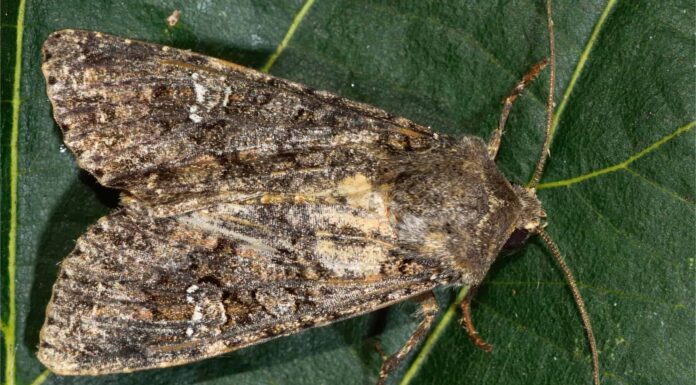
388, 138, 521, 284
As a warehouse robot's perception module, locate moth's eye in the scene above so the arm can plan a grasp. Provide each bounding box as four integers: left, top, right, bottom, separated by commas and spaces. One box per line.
444, 222, 453, 234
502, 228, 530, 254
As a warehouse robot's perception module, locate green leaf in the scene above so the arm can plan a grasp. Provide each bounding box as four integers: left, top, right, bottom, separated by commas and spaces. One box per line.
1, 1, 693, 385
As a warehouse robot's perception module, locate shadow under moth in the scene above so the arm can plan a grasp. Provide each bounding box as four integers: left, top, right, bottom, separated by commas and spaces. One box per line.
38, 2, 600, 384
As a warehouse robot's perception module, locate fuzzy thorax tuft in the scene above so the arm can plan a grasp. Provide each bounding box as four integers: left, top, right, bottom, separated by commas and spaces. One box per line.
512, 186, 546, 232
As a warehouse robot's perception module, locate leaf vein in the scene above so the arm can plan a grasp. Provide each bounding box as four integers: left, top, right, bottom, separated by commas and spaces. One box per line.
260, 0, 316, 73
398, 287, 469, 385
27, 370, 51, 385
549, 0, 619, 142
3, 0, 26, 384
538, 121, 695, 189
624, 167, 694, 206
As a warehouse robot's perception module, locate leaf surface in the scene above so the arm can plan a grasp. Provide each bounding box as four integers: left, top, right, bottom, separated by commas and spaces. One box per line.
1, 1, 693, 385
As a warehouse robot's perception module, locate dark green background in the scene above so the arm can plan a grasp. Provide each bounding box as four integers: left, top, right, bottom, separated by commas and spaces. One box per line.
1, 1, 694, 385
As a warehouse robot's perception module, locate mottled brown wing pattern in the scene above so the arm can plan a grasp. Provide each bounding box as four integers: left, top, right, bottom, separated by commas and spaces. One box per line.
39, 29, 526, 376
39, 200, 441, 374
42, 30, 437, 209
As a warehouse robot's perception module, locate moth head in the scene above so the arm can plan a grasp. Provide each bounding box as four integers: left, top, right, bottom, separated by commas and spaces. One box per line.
502, 185, 546, 253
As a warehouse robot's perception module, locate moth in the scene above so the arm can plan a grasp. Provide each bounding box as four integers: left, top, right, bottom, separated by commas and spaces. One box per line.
38, 2, 600, 384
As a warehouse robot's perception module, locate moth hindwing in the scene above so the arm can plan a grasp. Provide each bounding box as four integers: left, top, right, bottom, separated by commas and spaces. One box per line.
39, 29, 543, 377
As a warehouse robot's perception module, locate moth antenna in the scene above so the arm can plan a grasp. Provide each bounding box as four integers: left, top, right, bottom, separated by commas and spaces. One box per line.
537, 229, 600, 385
531, 2, 599, 383
528, 0, 556, 188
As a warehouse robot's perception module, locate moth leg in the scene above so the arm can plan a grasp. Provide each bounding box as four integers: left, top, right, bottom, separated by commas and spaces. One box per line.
459, 286, 493, 352
376, 291, 438, 385
373, 338, 389, 362
488, 58, 549, 159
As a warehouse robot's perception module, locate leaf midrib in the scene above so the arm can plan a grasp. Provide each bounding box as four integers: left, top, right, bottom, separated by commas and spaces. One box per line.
2, 0, 26, 385
547, 0, 619, 145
